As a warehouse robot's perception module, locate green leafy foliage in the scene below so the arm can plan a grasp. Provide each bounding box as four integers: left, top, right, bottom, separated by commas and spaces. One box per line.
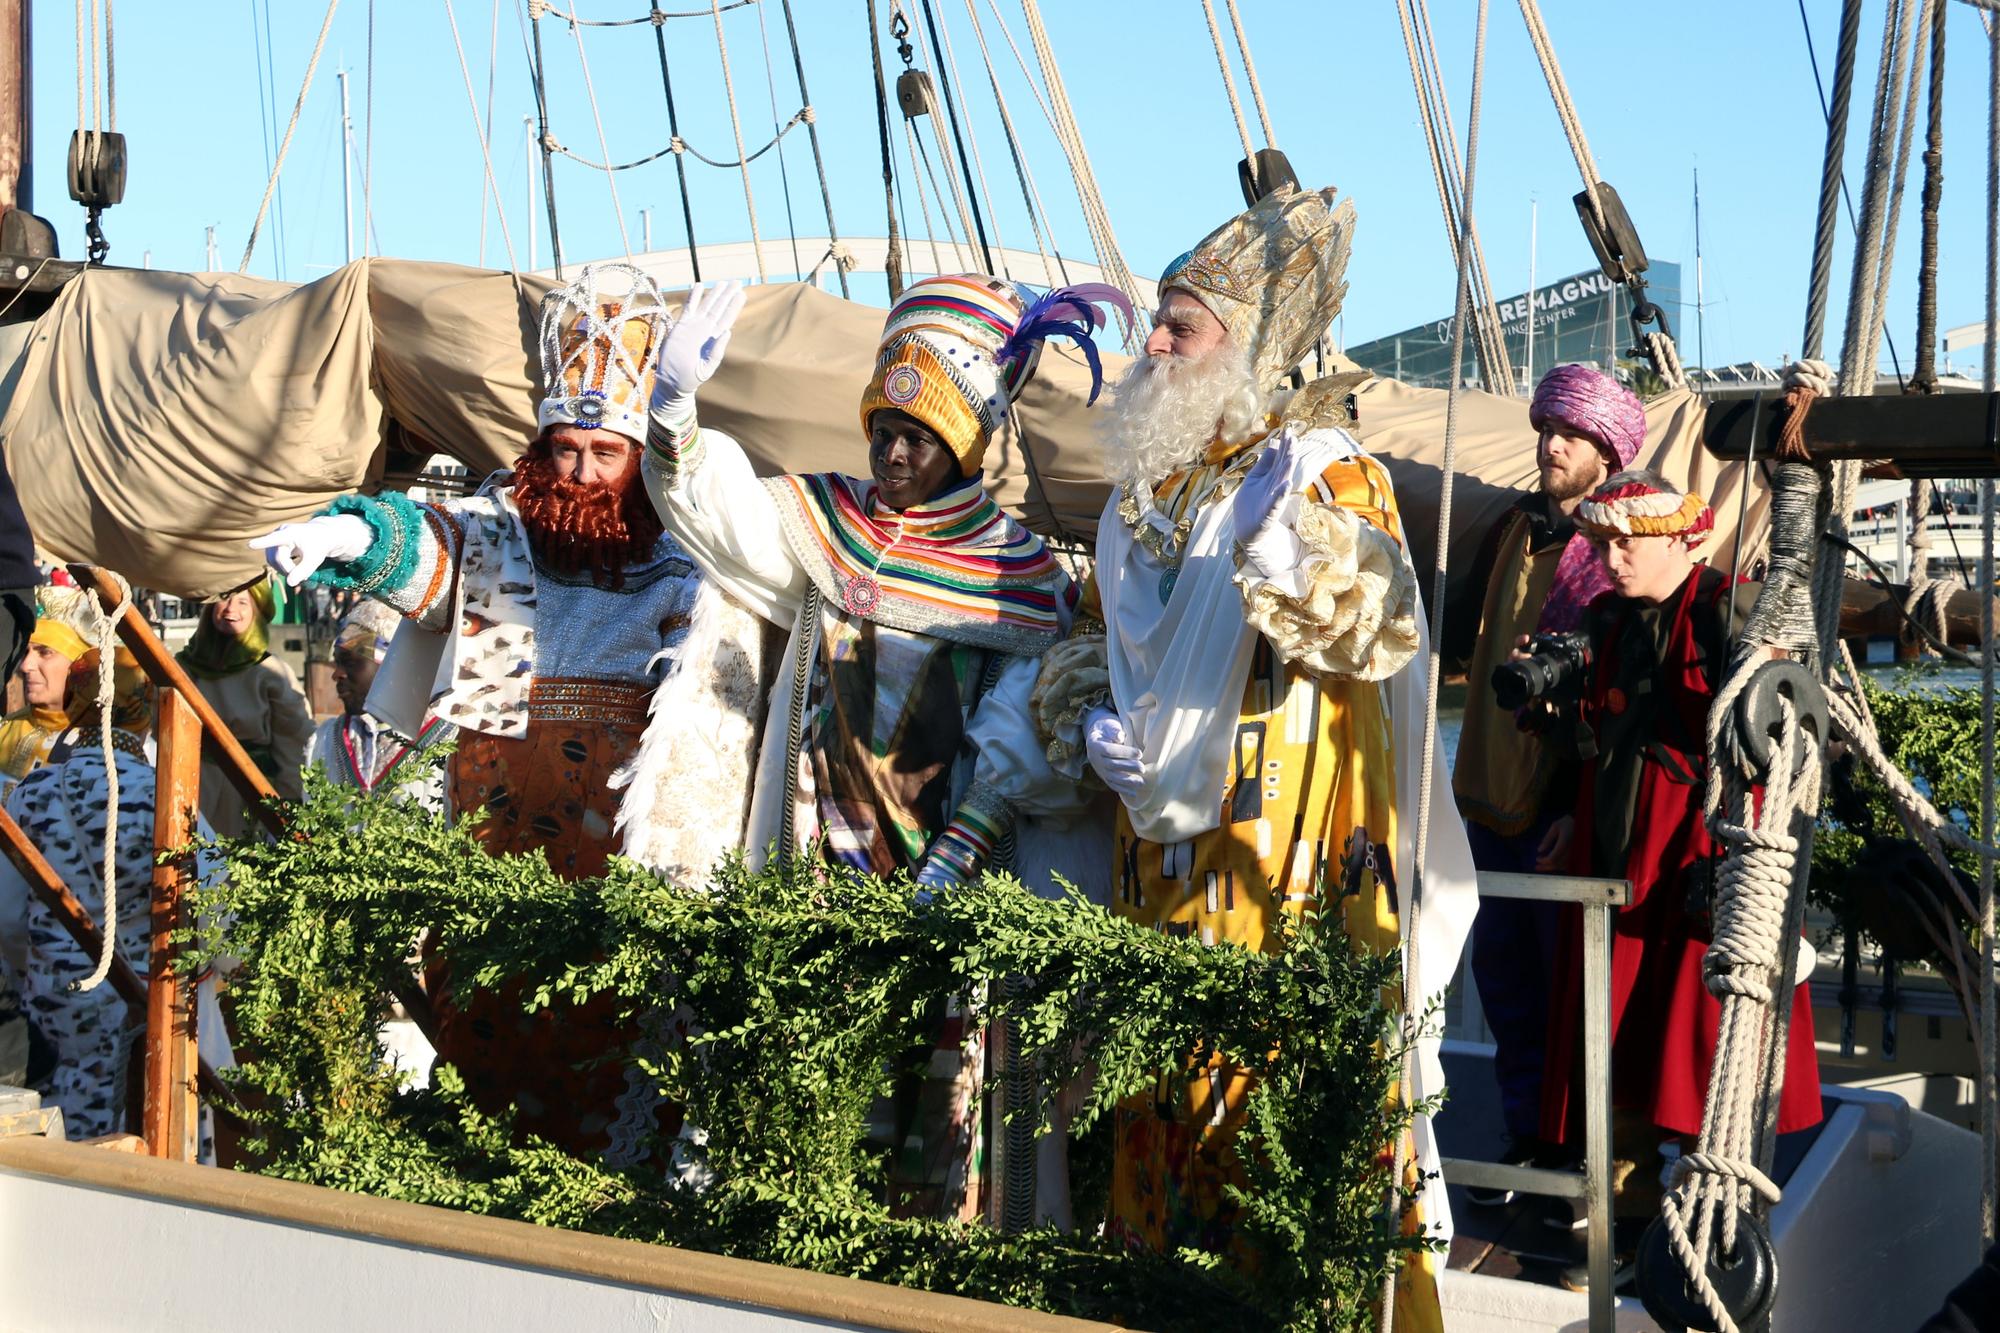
1812, 671, 1983, 949
192, 772, 1432, 1331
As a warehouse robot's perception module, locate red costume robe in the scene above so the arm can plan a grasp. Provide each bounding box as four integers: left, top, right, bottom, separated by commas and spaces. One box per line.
1541, 566, 1821, 1141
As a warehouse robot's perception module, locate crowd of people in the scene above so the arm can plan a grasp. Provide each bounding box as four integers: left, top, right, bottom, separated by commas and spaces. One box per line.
0, 181, 1820, 1310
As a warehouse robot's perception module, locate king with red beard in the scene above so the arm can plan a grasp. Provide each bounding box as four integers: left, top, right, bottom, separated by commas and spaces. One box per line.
252, 263, 765, 1160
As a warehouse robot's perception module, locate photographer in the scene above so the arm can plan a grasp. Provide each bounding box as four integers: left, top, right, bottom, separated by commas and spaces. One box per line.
1536, 471, 1820, 1286
1449, 364, 1642, 1200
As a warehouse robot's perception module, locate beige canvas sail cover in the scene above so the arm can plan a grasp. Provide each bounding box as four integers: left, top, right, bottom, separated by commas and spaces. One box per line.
0, 259, 1760, 606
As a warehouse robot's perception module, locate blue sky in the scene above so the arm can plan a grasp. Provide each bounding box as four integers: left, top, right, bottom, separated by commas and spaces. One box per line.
25, 1, 1997, 376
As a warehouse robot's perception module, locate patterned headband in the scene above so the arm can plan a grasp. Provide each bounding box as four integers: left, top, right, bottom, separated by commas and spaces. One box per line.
1576, 477, 1714, 546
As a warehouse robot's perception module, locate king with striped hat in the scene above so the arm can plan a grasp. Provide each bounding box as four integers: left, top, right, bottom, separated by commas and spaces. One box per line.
644, 272, 1128, 1221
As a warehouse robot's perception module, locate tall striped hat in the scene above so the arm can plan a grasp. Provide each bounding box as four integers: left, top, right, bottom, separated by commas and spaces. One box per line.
859, 273, 1130, 475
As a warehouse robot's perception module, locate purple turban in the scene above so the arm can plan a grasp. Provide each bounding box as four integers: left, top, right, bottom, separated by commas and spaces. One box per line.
1529, 363, 1645, 468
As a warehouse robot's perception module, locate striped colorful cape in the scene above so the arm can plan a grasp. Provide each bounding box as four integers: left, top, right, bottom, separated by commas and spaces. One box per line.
764, 471, 1071, 655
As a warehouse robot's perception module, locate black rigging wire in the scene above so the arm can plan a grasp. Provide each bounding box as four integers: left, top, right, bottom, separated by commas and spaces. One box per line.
779, 0, 851, 297
754, 0, 804, 279
916, 0, 993, 274
646, 4, 702, 280
523, 0, 565, 276
867, 0, 905, 299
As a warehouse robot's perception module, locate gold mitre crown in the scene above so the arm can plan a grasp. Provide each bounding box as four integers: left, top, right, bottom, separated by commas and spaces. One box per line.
536, 262, 671, 444
1158, 183, 1355, 389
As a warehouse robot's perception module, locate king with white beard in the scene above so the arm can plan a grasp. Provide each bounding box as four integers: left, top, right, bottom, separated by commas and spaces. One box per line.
1026, 185, 1475, 1327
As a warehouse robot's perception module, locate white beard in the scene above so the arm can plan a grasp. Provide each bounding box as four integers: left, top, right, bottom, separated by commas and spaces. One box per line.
1095, 347, 1270, 490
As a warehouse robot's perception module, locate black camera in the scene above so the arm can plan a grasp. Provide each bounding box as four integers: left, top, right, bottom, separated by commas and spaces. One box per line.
1491, 631, 1593, 711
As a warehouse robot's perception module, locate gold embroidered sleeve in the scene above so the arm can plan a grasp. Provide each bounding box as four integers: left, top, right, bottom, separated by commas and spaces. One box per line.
1236, 500, 1420, 681
1029, 632, 1110, 779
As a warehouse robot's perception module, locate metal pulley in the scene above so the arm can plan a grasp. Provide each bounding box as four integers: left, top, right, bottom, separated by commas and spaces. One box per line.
1237, 147, 1299, 205
896, 68, 935, 120
1573, 179, 1647, 283
66, 129, 126, 267
66, 130, 126, 209
1636, 1210, 1779, 1333
890, 5, 930, 120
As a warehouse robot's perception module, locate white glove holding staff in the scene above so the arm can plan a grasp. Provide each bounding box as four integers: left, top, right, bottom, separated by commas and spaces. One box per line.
1231, 426, 1306, 579
247, 513, 373, 588
1083, 704, 1145, 801
651, 280, 747, 421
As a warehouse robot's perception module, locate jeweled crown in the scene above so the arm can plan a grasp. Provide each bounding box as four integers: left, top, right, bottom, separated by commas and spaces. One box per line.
536, 262, 671, 445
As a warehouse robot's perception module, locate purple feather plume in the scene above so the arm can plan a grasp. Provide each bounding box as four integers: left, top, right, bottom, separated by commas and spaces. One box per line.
995, 282, 1134, 404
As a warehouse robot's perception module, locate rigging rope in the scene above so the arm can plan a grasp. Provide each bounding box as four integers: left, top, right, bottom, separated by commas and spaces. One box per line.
964, 0, 1065, 288
754, 0, 803, 278
1982, 0, 1999, 1249
1659, 673, 1821, 1333
867, 0, 905, 299
916, 0, 996, 274
479, 0, 500, 266
1515, 0, 1604, 233
545, 109, 810, 172
240, 0, 340, 274
1198, 0, 1257, 165
1799, 0, 1865, 359
73, 572, 131, 996
649, 0, 702, 278
536, 0, 756, 23
1911, 0, 1947, 393
364, 0, 375, 258
926, 0, 1009, 276
566, 12, 635, 261
1816, 0, 1925, 667
1516, 0, 1686, 388
1414, 0, 1514, 386
710, 0, 766, 280
902, 1, 984, 273
907, 115, 963, 273
443, 0, 520, 272
779, 0, 851, 296
1385, 4, 1487, 1329
1395, 0, 1514, 391
1841, 0, 1920, 392
1859, 0, 1936, 393
1017, 0, 1148, 333
1222, 0, 1277, 149
524, 0, 566, 273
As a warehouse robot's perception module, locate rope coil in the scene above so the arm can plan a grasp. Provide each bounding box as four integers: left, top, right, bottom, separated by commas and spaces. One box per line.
73, 572, 132, 996
1662, 685, 1821, 1333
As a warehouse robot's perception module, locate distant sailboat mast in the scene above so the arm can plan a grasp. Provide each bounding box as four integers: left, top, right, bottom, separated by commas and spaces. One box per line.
1524, 197, 1536, 393
1694, 164, 1706, 379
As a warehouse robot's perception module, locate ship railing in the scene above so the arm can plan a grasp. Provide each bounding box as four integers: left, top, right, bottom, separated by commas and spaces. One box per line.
1438, 870, 1631, 1333
0, 564, 287, 1161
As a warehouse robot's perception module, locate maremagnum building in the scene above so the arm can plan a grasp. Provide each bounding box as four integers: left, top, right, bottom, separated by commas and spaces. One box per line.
1345, 261, 1684, 392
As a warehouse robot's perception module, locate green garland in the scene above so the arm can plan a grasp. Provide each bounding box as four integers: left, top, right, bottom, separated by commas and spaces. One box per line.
191, 773, 1433, 1332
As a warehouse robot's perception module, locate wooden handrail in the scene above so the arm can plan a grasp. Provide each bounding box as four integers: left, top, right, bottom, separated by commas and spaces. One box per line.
67, 565, 286, 839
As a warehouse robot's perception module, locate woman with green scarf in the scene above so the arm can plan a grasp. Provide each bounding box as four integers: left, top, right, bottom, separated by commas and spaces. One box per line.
175, 578, 312, 839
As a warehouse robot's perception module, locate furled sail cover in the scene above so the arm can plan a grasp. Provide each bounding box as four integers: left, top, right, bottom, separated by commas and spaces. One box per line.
0, 259, 1754, 608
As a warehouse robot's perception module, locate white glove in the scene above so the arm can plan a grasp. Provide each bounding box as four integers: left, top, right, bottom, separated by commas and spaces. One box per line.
652, 280, 748, 421
247, 514, 373, 588
1083, 704, 1145, 801
1231, 427, 1305, 579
